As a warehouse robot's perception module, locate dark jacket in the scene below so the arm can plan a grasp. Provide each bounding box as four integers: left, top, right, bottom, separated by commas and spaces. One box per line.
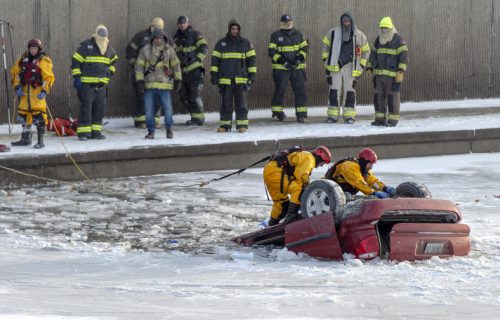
71, 37, 118, 85
174, 26, 208, 73
368, 33, 408, 77
268, 28, 308, 70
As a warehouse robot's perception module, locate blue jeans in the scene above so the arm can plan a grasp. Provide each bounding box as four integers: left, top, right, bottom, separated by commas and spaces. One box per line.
144, 89, 173, 133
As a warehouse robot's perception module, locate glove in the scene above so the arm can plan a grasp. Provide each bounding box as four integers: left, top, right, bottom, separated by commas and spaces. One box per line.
73, 77, 83, 90
352, 79, 358, 89
373, 191, 390, 199
37, 90, 47, 100
136, 80, 145, 95
174, 80, 182, 93
383, 186, 396, 197
365, 67, 373, 76
391, 81, 401, 92
326, 76, 332, 85
15, 85, 24, 97
277, 56, 287, 65
296, 54, 305, 63
395, 71, 404, 83
246, 79, 253, 91
211, 76, 218, 86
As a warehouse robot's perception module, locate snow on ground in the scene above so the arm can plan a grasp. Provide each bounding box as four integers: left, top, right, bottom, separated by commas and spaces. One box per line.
0, 98, 499, 158
0, 153, 499, 319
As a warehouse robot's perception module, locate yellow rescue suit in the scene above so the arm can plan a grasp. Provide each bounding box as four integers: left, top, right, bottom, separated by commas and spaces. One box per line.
332, 160, 385, 195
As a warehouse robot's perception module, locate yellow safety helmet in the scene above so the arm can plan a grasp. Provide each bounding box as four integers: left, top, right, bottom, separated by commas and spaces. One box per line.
379, 16, 394, 29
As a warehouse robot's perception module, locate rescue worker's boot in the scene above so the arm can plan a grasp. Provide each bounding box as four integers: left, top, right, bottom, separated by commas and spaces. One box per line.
284, 202, 302, 224
34, 125, 45, 149
268, 201, 289, 226
91, 131, 106, 140
12, 131, 32, 146
272, 112, 286, 122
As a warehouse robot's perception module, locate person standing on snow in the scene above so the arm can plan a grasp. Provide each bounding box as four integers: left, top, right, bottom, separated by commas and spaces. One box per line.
126, 17, 168, 129
174, 15, 209, 126
268, 14, 309, 123
72, 24, 118, 141
135, 29, 182, 139
264, 146, 332, 226
322, 12, 370, 124
210, 19, 256, 133
366, 17, 408, 127
324, 147, 396, 199
10, 38, 55, 149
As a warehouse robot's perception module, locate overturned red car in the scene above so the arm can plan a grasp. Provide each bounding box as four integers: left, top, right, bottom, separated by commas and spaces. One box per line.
232, 181, 470, 261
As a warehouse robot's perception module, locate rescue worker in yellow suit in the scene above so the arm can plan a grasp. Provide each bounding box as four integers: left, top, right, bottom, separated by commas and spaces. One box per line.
325, 147, 396, 198
264, 146, 332, 226
10, 38, 55, 149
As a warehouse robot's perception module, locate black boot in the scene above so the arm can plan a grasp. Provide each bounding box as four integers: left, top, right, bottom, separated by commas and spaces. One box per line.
34, 125, 45, 149
12, 131, 32, 146
284, 202, 302, 224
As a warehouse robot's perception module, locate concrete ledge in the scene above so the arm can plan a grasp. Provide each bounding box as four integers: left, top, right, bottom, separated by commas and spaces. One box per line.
0, 129, 498, 186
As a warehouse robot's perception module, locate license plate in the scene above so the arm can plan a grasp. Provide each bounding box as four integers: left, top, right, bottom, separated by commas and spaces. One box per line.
424, 242, 445, 254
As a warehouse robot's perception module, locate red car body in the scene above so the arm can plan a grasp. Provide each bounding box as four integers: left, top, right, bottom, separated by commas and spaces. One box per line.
232, 198, 470, 261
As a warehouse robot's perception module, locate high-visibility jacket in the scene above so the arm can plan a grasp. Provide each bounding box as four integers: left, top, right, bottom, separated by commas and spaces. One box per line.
367, 33, 408, 77
210, 34, 256, 85
268, 28, 308, 70
327, 159, 385, 195
126, 28, 174, 66
10, 52, 55, 119
174, 27, 208, 73
71, 37, 118, 85
322, 27, 370, 77
135, 44, 182, 90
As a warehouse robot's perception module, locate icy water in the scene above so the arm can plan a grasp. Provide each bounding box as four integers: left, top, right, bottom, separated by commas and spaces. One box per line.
0, 154, 499, 319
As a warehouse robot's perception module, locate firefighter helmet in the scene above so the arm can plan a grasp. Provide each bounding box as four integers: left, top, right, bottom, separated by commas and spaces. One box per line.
27, 38, 42, 50
313, 146, 332, 164
358, 148, 378, 163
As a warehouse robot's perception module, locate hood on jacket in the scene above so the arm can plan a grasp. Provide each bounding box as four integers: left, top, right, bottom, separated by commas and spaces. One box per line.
227, 19, 241, 38
340, 11, 355, 41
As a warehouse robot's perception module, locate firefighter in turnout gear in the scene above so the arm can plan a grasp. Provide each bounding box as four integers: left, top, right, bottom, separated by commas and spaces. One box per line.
210, 19, 256, 133
126, 17, 168, 128
366, 17, 408, 127
324, 147, 396, 199
10, 38, 55, 149
135, 29, 182, 139
72, 24, 118, 140
264, 146, 332, 226
174, 15, 208, 126
268, 14, 309, 123
322, 12, 370, 124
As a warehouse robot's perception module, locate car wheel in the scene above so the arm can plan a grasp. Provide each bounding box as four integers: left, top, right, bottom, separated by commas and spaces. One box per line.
395, 181, 432, 198
300, 179, 347, 219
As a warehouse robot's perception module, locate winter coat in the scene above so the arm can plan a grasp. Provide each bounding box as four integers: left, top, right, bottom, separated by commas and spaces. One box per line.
126, 28, 174, 66
174, 26, 209, 73
368, 33, 408, 77
327, 159, 385, 195
134, 43, 182, 90
268, 28, 308, 70
71, 37, 118, 85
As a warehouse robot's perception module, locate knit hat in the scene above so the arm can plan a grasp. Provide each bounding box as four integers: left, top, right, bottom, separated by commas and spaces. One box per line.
379, 16, 394, 28
280, 14, 293, 22
177, 15, 189, 24
150, 17, 164, 30
228, 18, 241, 30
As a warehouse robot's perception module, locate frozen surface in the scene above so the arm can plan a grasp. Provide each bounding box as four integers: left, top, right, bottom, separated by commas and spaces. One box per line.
0, 153, 499, 319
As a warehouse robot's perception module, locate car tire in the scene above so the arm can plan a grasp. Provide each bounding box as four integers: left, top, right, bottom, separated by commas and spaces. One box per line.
300, 179, 347, 220
395, 181, 432, 198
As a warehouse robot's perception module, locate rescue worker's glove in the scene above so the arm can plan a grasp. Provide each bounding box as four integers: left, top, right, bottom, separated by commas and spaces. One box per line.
174, 80, 182, 93
277, 56, 287, 65
395, 71, 404, 83
383, 186, 396, 197
246, 79, 253, 91
365, 67, 373, 76
15, 85, 24, 97
136, 80, 145, 95
296, 54, 305, 63
37, 90, 47, 100
373, 191, 390, 199
73, 77, 83, 90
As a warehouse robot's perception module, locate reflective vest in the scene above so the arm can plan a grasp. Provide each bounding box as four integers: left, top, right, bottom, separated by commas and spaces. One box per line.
71, 37, 118, 84
268, 28, 308, 70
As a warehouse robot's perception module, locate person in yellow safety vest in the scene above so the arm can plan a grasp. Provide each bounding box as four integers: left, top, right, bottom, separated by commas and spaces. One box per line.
268, 14, 309, 123
324, 147, 396, 198
10, 38, 55, 149
366, 17, 408, 127
71, 24, 118, 140
322, 12, 370, 124
264, 146, 332, 226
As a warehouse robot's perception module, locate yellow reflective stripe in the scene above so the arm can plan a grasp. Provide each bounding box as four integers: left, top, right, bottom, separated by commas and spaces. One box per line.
85, 56, 110, 64
388, 114, 400, 120
71, 68, 82, 76
196, 38, 208, 47
321, 52, 329, 59
374, 69, 397, 77
236, 120, 248, 125
343, 108, 356, 118
322, 36, 331, 46
91, 124, 103, 131
325, 65, 340, 72
77, 126, 91, 133
170, 59, 180, 67
110, 55, 118, 63
398, 63, 407, 71
135, 73, 144, 81
247, 66, 257, 73
129, 42, 138, 50
210, 66, 219, 73
73, 52, 85, 63
220, 120, 231, 126
196, 52, 206, 61
327, 107, 340, 117
221, 52, 245, 59
181, 46, 197, 53
278, 45, 299, 52
375, 112, 386, 118
271, 106, 283, 112
299, 50, 307, 58
296, 106, 307, 113
109, 66, 116, 73
396, 45, 408, 54
272, 64, 288, 70
272, 54, 281, 62
145, 82, 174, 90
185, 61, 203, 72
299, 40, 308, 48
235, 77, 248, 84
359, 58, 367, 67
136, 58, 145, 66
212, 50, 222, 58
246, 50, 256, 58
81, 76, 109, 83
352, 70, 362, 77
191, 113, 205, 119
268, 42, 278, 49
360, 43, 370, 52
219, 78, 231, 85
377, 48, 397, 55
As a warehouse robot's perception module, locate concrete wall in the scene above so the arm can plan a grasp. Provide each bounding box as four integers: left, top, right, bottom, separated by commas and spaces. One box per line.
0, 0, 499, 123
